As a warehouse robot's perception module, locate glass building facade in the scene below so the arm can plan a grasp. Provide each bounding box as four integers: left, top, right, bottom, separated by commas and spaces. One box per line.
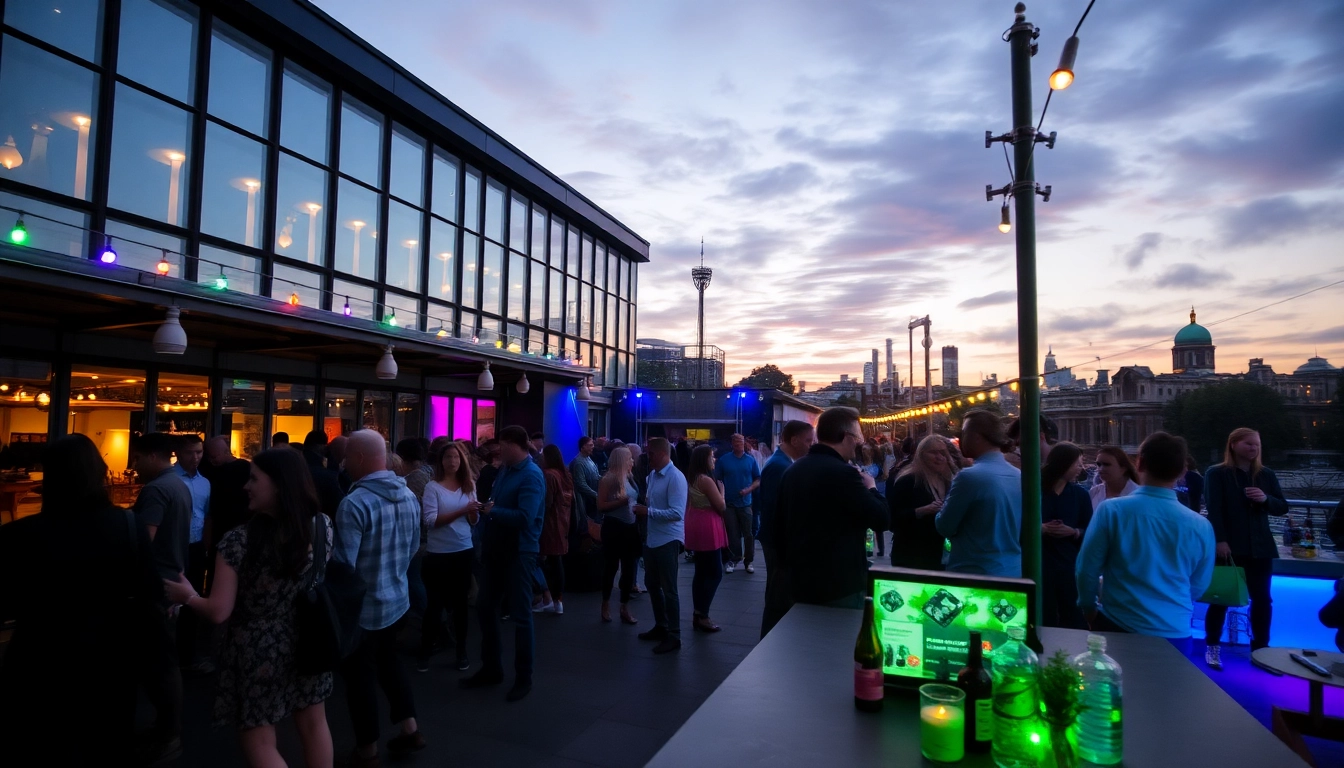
0, 0, 640, 386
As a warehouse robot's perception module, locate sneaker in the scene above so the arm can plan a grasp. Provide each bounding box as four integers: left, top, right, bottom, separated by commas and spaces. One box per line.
554, 600, 564, 615
724, 562, 735, 574
456, 657, 470, 672
532, 600, 555, 613
745, 563, 755, 574
416, 656, 430, 673
1205, 645, 1223, 670
387, 730, 427, 756
653, 636, 683, 654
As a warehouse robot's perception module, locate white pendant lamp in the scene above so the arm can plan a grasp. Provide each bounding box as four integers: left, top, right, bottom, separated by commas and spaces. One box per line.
516, 372, 530, 394
152, 306, 187, 354
576, 376, 591, 401
375, 345, 398, 380
477, 361, 494, 391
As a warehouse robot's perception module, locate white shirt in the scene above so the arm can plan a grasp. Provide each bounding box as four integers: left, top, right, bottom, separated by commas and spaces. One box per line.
422, 481, 476, 553
1090, 478, 1139, 511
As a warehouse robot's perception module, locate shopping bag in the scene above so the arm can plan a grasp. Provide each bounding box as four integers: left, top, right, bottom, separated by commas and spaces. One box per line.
1199, 558, 1249, 607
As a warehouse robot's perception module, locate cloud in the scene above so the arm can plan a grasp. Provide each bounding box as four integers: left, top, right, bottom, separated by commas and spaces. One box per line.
1122, 232, 1163, 269
958, 290, 1017, 310
1216, 196, 1342, 246
724, 163, 819, 201
1153, 263, 1233, 288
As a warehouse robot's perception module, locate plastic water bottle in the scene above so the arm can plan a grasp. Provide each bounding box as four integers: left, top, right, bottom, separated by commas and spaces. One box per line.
1071, 634, 1123, 765
990, 627, 1046, 768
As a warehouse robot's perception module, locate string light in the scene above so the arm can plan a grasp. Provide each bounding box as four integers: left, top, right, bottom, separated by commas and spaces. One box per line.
289, 292, 300, 306
343, 297, 352, 317
9, 213, 27, 244
213, 266, 228, 291
384, 308, 397, 327
998, 202, 1012, 234
99, 236, 117, 264
156, 249, 171, 275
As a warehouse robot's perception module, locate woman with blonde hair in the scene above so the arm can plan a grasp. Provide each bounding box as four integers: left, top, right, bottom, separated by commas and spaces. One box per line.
1089, 446, 1139, 509
888, 435, 959, 571
597, 446, 640, 625
1203, 428, 1287, 669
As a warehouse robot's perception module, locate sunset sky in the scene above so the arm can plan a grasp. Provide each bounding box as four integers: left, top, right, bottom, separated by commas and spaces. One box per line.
316, 0, 1344, 388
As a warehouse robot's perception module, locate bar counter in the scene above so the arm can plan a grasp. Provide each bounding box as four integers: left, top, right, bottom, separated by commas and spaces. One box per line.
647, 604, 1305, 768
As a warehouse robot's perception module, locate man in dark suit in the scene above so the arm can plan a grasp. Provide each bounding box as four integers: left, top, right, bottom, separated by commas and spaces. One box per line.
775, 407, 889, 611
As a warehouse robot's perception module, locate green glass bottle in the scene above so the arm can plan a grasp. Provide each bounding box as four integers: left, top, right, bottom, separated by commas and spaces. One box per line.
854, 597, 884, 712
990, 626, 1046, 768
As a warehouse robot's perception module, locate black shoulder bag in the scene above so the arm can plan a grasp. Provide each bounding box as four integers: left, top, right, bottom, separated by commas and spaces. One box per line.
295, 514, 367, 675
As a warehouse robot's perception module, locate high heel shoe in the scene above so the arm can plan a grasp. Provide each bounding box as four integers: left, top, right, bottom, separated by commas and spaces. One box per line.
693, 615, 721, 633
620, 606, 638, 625
601, 602, 612, 623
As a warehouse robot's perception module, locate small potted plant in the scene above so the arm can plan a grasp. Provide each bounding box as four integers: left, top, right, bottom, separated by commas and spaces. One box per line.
1040, 649, 1086, 768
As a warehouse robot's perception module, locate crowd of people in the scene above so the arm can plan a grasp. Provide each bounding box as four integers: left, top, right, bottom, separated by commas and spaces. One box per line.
0, 403, 1321, 766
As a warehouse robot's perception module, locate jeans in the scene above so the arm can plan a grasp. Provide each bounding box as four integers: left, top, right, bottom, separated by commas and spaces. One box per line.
407, 551, 428, 616
692, 546, 725, 617
342, 614, 416, 748
420, 549, 474, 662
141, 610, 182, 740
1205, 556, 1274, 649
760, 541, 793, 638
178, 541, 211, 666
477, 551, 536, 680
723, 505, 755, 565
541, 554, 565, 599
602, 517, 641, 603
1042, 563, 1087, 630
645, 541, 682, 638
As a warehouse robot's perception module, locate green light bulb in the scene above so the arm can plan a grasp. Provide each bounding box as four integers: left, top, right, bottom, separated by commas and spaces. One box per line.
214, 273, 228, 290
10, 218, 27, 244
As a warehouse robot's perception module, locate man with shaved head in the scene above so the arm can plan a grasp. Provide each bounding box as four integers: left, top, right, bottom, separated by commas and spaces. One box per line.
334, 430, 426, 761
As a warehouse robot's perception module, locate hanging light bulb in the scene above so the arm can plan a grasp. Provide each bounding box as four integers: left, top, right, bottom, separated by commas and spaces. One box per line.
343, 296, 352, 317
289, 292, 300, 306
213, 266, 228, 290
576, 376, 591, 401
385, 308, 397, 327
998, 202, 1012, 234
0, 135, 23, 170
99, 235, 117, 264
156, 249, 171, 275
516, 372, 530, 394
1050, 36, 1080, 90
9, 213, 28, 244
477, 361, 495, 391
152, 306, 188, 354
375, 345, 398, 380
434, 325, 448, 338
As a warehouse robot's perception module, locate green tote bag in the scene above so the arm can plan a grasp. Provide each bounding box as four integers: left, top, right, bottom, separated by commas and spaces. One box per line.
1199, 556, 1250, 607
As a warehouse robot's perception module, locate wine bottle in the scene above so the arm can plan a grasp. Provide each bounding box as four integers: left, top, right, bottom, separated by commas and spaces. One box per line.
854, 596, 884, 712
957, 630, 993, 753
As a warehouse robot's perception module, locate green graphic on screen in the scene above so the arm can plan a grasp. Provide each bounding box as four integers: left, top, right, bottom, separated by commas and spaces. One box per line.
871, 577, 1029, 680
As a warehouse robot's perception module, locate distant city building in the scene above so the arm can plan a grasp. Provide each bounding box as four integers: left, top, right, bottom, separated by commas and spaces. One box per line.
1042, 346, 1077, 389
636, 339, 725, 389
863, 360, 877, 396
942, 346, 960, 389
1043, 311, 1339, 456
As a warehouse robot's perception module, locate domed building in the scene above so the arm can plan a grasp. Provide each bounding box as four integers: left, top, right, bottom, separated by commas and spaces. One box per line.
1172, 308, 1215, 375
1295, 356, 1339, 376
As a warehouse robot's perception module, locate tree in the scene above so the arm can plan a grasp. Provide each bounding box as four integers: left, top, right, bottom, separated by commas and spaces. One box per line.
735, 364, 796, 394
1162, 380, 1302, 466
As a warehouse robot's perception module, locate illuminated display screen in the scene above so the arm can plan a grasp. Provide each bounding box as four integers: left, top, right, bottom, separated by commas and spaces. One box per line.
869, 566, 1033, 684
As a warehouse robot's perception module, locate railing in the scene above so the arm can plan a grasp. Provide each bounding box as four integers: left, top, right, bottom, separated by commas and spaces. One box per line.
1270, 498, 1342, 550
0, 203, 585, 364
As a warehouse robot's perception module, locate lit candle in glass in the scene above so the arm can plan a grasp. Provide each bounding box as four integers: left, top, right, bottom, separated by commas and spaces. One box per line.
919, 683, 965, 764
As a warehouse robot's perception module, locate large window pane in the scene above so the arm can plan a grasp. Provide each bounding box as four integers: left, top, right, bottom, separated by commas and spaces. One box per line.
69, 365, 145, 472
566, 225, 580, 278
0, 36, 99, 200
108, 84, 191, 225
0, 358, 52, 473
280, 63, 329, 164
384, 291, 420, 330
430, 148, 457, 222
549, 216, 563, 269
507, 252, 526, 323
221, 378, 263, 459
426, 301, 454, 337
596, 241, 608, 291
0, 190, 87, 258
198, 243, 259, 295
272, 263, 322, 308
389, 126, 423, 206
630, 261, 637, 303
339, 96, 382, 188
155, 372, 209, 437
565, 276, 580, 336
386, 200, 422, 293
510, 194, 528, 253
529, 257, 545, 325
275, 153, 326, 264
117, 0, 197, 104
333, 279, 375, 321
530, 206, 546, 259
482, 242, 503, 316
200, 123, 265, 247
208, 23, 270, 137
5, 0, 101, 63
323, 386, 356, 439
104, 218, 183, 276
334, 178, 378, 279
396, 392, 422, 440
607, 297, 618, 351
626, 302, 635, 351
462, 166, 480, 233
483, 179, 505, 243
547, 268, 562, 332
591, 288, 604, 345
460, 233, 479, 310
362, 390, 391, 439
429, 216, 456, 303
580, 234, 592, 283
273, 382, 316, 443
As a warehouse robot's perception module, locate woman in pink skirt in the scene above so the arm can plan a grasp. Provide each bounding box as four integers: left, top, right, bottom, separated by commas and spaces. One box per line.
685, 444, 729, 632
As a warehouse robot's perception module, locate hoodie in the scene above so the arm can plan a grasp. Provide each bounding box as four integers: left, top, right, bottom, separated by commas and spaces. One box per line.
333, 470, 420, 630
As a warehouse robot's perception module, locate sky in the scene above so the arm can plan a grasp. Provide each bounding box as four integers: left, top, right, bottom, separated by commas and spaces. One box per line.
314, 0, 1344, 389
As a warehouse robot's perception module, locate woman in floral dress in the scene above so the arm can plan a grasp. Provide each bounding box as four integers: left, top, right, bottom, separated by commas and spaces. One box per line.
166, 447, 334, 767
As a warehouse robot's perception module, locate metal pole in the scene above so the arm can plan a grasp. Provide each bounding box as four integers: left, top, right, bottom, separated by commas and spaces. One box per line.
923, 323, 933, 435
1008, 2, 1043, 633
697, 287, 705, 388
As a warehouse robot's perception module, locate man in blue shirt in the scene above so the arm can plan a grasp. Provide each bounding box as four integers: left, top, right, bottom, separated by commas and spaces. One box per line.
758, 420, 816, 638
463, 425, 546, 701
936, 410, 1023, 577
715, 433, 761, 574
172, 435, 212, 674
635, 437, 688, 654
1077, 432, 1216, 639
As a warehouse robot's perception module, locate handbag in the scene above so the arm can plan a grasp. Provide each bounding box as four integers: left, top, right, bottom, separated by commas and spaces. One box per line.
295, 514, 367, 675
1199, 555, 1249, 607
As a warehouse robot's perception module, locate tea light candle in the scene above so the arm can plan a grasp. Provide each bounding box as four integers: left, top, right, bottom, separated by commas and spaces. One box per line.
920, 702, 966, 763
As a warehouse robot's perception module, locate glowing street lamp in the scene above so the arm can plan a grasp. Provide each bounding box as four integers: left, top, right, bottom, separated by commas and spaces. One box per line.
347, 220, 367, 274
233, 178, 261, 245
1050, 36, 1080, 90
152, 149, 187, 225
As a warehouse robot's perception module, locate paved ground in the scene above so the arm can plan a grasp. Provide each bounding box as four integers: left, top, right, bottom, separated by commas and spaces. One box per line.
178, 556, 767, 767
